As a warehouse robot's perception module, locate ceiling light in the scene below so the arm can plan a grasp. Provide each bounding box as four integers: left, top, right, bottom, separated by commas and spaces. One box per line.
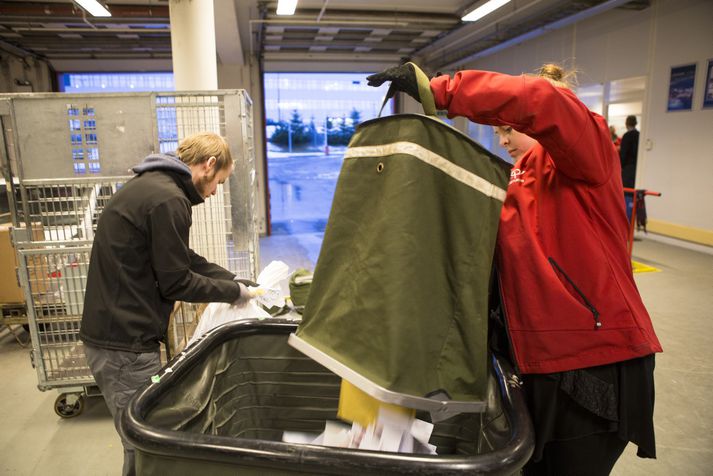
74, 0, 111, 17
461, 0, 511, 22
276, 0, 298, 16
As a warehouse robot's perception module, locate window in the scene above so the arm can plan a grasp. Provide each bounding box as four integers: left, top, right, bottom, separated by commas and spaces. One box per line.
66, 104, 101, 175
59, 72, 174, 93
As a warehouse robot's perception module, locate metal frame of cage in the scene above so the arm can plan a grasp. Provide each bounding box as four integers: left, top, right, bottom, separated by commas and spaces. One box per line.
15, 244, 93, 385
0, 90, 259, 417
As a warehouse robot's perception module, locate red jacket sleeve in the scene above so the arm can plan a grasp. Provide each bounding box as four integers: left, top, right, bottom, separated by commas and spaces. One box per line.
430, 70, 613, 184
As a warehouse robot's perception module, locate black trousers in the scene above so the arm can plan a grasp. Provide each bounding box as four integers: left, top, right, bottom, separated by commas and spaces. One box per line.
524, 432, 628, 476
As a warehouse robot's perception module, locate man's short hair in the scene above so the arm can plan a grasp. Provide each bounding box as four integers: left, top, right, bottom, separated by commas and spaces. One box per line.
177, 132, 233, 171
625, 115, 638, 128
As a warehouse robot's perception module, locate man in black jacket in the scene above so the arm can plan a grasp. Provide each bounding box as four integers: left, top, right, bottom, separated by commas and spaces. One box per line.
619, 115, 640, 220
80, 132, 254, 476
619, 115, 639, 189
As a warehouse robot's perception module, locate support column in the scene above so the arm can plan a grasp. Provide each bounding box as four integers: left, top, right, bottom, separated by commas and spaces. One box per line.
169, 0, 218, 90
169, 0, 225, 269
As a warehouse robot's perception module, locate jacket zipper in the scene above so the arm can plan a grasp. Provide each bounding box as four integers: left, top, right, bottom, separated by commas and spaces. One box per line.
548, 257, 601, 330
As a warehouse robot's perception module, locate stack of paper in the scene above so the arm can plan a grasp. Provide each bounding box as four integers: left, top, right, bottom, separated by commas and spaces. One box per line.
282, 406, 437, 454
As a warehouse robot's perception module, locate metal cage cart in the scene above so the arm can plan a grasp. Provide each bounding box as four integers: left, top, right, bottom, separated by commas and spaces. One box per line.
123, 319, 534, 475
0, 90, 259, 417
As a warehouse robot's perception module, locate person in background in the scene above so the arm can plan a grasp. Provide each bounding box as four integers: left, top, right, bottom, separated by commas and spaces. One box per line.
619, 115, 639, 189
367, 64, 661, 476
609, 125, 621, 153
79, 132, 257, 476
619, 115, 640, 219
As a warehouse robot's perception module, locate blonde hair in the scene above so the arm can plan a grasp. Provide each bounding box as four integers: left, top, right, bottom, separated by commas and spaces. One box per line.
533, 63, 578, 90
176, 132, 233, 171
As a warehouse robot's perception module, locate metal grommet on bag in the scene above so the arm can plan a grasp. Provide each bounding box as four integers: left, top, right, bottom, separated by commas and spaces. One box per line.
376, 162, 384, 173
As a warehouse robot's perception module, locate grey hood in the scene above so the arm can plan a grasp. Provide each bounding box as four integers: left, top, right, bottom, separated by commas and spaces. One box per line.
131, 151, 191, 177
130, 151, 203, 205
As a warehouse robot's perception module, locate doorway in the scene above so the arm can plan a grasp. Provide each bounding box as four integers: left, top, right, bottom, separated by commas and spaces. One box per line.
263, 72, 390, 263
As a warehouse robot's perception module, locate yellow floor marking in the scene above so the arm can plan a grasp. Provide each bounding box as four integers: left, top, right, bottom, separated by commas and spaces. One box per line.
632, 260, 661, 273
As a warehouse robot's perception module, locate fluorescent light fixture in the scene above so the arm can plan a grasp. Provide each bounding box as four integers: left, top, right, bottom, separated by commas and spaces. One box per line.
462, 0, 511, 22
276, 0, 298, 16
74, 0, 111, 17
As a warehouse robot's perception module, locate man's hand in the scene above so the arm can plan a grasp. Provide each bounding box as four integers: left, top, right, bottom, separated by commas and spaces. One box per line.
366, 63, 420, 102
233, 281, 259, 306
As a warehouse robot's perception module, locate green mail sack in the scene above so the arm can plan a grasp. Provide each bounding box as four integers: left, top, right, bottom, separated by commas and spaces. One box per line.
292, 77, 511, 405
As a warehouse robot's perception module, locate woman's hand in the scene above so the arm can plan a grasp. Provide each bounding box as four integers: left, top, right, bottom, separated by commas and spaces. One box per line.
366, 63, 420, 102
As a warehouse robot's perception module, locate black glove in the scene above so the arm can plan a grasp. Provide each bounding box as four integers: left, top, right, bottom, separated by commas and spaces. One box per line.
366, 63, 420, 102
234, 278, 259, 287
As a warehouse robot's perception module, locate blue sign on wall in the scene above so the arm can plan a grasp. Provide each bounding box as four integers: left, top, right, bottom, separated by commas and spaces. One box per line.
703, 59, 713, 109
667, 63, 696, 112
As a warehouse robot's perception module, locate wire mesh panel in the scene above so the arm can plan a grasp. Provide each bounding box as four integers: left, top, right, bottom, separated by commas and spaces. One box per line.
156, 94, 231, 270
16, 245, 94, 389
155, 94, 224, 153
153, 91, 258, 278
166, 302, 206, 357
18, 178, 129, 242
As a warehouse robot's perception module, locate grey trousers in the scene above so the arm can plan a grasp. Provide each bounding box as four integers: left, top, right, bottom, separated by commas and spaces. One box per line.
84, 343, 161, 476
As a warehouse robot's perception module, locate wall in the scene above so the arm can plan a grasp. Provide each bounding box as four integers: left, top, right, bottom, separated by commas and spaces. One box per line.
461, 0, 713, 247
641, 0, 713, 246
0, 53, 54, 92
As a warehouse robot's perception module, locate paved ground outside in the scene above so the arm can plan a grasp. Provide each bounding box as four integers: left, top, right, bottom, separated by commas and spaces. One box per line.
267, 147, 347, 264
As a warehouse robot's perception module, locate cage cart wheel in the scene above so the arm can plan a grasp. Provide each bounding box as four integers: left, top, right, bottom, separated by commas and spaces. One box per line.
54, 393, 85, 418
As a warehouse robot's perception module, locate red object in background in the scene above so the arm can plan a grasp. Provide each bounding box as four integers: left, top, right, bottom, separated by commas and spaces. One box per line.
623, 188, 662, 258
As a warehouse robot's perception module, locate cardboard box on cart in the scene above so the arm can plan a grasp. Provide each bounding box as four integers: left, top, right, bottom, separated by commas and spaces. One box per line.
0, 222, 47, 305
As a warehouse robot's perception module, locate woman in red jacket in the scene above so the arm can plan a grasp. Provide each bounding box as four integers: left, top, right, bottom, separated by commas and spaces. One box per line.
368, 64, 661, 475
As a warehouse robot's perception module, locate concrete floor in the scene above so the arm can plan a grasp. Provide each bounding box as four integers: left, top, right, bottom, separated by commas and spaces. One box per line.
0, 235, 711, 475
